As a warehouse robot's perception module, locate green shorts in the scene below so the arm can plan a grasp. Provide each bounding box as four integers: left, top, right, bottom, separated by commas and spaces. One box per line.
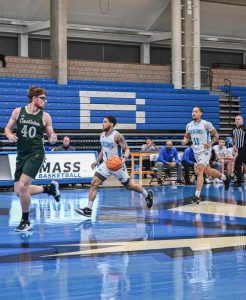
14, 150, 45, 182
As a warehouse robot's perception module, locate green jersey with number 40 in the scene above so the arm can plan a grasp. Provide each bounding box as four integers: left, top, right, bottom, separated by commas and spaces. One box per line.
16, 106, 45, 154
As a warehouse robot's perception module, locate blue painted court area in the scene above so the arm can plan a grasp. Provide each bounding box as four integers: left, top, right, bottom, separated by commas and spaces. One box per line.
0, 185, 245, 300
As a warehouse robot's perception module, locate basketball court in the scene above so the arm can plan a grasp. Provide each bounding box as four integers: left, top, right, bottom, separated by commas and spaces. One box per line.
0, 183, 245, 299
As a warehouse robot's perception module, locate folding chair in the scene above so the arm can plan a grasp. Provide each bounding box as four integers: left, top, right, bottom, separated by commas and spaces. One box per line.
149, 167, 172, 185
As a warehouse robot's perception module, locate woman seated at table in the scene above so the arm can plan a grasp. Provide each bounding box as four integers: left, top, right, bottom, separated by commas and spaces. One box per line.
141, 138, 159, 173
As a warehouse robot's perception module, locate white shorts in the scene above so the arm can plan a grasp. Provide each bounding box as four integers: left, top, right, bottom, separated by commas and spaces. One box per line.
95, 162, 130, 185
194, 150, 211, 166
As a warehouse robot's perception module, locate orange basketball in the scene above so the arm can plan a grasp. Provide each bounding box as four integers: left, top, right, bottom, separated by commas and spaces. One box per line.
106, 155, 123, 171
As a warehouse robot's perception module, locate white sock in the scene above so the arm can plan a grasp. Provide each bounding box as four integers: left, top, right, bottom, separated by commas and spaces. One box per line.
142, 189, 148, 198
87, 200, 94, 209
221, 174, 226, 181
195, 190, 201, 198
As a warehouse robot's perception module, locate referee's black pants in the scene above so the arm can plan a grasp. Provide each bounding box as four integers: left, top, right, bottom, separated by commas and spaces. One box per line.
234, 147, 246, 184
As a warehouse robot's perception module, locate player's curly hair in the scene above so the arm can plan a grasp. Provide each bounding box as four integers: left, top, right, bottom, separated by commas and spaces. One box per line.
28, 86, 46, 102
193, 106, 203, 113
105, 116, 117, 127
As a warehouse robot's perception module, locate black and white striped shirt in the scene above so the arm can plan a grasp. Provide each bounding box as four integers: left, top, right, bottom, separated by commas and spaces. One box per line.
232, 125, 246, 149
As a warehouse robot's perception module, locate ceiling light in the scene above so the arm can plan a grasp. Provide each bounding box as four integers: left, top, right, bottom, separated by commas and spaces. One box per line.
137, 31, 153, 36
205, 37, 219, 41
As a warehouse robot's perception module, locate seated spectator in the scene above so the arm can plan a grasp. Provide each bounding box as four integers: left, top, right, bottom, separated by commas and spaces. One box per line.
155, 140, 184, 185
56, 136, 75, 151
141, 138, 159, 171
226, 146, 238, 177
213, 139, 234, 177
181, 142, 196, 185
226, 146, 238, 159
141, 138, 159, 152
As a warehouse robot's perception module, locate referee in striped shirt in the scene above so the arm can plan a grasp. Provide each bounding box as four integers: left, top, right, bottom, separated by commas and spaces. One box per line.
232, 115, 246, 187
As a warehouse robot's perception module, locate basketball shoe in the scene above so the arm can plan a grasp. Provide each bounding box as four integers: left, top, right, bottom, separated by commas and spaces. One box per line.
223, 175, 231, 191
74, 207, 92, 217
145, 190, 153, 208
15, 219, 32, 232
44, 180, 61, 202
192, 195, 201, 204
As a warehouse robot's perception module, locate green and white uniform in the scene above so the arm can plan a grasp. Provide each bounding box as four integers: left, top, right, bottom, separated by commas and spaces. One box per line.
15, 106, 45, 181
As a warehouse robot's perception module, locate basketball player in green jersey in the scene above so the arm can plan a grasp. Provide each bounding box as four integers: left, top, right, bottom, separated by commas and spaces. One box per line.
5, 86, 60, 232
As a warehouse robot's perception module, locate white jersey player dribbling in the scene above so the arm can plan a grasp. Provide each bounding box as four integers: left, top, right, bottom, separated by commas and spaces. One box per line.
74, 116, 154, 218
182, 107, 230, 204
97, 129, 129, 184
186, 119, 214, 166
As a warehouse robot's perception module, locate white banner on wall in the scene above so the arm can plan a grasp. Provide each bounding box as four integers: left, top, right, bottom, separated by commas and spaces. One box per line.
7, 152, 96, 181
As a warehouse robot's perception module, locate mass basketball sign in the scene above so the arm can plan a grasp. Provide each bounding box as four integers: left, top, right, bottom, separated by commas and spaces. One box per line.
8, 151, 97, 181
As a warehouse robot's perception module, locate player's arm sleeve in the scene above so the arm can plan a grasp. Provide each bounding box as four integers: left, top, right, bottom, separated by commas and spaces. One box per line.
205, 121, 215, 132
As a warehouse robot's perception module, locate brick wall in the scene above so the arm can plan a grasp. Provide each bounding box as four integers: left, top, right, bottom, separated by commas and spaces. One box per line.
0, 56, 171, 83
68, 60, 171, 83
0, 56, 52, 78
2, 57, 246, 88
212, 68, 246, 89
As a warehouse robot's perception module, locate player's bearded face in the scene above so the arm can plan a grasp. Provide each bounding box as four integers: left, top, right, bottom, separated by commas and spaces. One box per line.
102, 119, 111, 131
35, 95, 47, 110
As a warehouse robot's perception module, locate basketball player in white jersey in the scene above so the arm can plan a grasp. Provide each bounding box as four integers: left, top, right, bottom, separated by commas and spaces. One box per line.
75, 116, 153, 217
182, 107, 230, 204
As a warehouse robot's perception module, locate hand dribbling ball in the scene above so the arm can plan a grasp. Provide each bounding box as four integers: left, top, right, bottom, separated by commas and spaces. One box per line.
106, 155, 123, 171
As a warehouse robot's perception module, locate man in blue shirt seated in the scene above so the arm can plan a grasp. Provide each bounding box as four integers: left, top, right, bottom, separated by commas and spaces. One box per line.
155, 140, 184, 185
181, 142, 196, 185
